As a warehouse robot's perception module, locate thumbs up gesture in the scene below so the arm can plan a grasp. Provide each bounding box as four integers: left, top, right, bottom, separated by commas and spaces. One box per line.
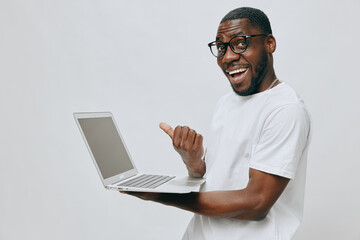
159, 123, 206, 178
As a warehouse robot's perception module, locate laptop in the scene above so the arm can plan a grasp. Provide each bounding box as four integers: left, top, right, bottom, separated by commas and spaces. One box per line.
74, 112, 205, 193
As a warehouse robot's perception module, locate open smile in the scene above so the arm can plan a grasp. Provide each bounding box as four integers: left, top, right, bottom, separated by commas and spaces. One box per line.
226, 67, 249, 84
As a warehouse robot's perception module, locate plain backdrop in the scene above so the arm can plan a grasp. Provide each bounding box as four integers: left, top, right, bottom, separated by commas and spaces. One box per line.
1, 0, 360, 239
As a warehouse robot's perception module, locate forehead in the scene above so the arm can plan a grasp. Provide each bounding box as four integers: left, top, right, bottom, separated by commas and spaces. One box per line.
216, 18, 260, 40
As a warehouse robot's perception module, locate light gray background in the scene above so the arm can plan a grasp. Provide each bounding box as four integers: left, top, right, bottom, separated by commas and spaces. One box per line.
1, 0, 359, 239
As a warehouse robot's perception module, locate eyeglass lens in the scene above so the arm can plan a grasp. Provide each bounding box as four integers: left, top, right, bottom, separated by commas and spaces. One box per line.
210, 36, 247, 57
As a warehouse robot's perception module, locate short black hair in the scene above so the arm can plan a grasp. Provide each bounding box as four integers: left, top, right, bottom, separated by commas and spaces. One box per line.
220, 7, 272, 34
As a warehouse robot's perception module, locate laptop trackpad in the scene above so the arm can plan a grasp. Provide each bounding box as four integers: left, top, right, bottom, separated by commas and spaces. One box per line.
169, 176, 206, 187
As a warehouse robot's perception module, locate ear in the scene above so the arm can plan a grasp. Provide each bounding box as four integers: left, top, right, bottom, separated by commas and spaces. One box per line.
266, 34, 276, 53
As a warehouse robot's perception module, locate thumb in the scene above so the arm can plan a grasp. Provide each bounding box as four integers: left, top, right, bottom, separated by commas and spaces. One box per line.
159, 122, 174, 139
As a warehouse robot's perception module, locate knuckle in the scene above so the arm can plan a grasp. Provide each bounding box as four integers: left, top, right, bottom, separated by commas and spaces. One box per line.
173, 139, 180, 147
180, 140, 187, 149
182, 126, 189, 134
191, 146, 200, 153
186, 144, 192, 151
174, 126, 183, 138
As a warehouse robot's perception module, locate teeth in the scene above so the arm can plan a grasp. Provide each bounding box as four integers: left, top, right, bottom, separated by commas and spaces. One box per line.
228, 68, 247, 75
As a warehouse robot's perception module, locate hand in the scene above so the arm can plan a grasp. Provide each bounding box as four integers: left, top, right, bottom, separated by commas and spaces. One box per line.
159, 122, 205, 177
120, 191, 160, 201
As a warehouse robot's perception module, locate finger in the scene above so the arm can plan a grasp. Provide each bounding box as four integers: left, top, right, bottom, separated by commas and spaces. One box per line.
194, 134, 203, 152
159, 122, 174, 139
173, 126, 183, 147
180, 126, 190, 149
185, 129, 196, 150
122, 191, 144, 197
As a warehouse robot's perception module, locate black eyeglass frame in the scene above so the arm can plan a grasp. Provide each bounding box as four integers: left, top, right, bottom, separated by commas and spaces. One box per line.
207, 34, 268, 58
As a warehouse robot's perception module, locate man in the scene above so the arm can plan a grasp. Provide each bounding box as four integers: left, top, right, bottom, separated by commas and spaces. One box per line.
123, 7, 311, 240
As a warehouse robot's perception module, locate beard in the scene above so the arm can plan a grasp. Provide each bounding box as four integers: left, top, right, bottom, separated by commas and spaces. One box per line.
231, 51, 268, 96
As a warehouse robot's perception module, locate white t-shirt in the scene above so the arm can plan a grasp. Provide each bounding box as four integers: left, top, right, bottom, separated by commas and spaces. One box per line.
183, 82, 311, 240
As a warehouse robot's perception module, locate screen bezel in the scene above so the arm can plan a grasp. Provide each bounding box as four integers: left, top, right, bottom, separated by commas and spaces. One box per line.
74, 112, 138, 186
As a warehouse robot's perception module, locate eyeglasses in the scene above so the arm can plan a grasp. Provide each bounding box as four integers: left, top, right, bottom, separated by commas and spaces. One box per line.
208, 34, 268, 58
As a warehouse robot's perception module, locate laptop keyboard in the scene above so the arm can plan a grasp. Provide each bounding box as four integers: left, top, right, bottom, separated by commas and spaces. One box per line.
117, 174, 175, 189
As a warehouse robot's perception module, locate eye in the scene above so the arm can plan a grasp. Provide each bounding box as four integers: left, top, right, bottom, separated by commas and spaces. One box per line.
216, 44, 226, 52
234, 40, 246, 49
231, 37, 247, 51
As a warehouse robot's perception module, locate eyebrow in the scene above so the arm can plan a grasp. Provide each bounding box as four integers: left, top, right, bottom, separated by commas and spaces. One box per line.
215, 31, 245, 41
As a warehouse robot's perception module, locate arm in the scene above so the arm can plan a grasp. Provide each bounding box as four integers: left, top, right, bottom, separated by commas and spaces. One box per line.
124, 123, 290, 220
126, 168, 289, 221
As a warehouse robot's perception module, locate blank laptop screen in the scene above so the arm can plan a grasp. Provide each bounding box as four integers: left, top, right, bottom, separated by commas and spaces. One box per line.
78, 117, 134, 179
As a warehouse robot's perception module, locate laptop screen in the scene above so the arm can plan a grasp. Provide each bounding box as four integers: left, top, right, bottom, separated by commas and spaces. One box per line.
78, 117, 134, 179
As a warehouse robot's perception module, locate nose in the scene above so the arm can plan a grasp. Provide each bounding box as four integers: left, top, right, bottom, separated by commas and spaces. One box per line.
221, 45, 240, 64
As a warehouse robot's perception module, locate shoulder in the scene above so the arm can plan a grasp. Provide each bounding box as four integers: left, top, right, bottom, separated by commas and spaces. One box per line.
261, 84, 312, 143
255, 83, 311, 139
264, 103, 310, 132
263, 82, 310, 119
267, 82, 304, 106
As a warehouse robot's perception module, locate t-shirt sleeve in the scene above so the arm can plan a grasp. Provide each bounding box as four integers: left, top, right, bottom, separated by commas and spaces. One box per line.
249, 103, 311, 179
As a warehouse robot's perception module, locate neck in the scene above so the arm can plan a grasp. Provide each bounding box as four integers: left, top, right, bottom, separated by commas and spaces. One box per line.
258, 68, 278, 92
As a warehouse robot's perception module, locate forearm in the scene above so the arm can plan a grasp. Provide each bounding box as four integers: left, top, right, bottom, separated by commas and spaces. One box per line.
151, 169, 289, 220
127, 169, 288, 221
152, 190, 266, 221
